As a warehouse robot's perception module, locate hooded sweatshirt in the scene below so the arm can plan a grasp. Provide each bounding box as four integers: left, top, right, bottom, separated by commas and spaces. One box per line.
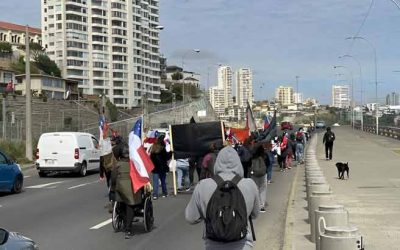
185, 146, 260, 250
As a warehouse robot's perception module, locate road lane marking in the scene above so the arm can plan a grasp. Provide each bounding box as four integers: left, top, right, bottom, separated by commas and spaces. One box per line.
90, 219, 112, 230
25, 181, 64, 189
68, 180, 99, 190
24, 175, 31, 179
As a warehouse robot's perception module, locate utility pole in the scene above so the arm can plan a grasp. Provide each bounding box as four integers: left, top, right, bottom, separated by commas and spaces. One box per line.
2, 98, 6, 138
25, 26, 33, 161
295, 76, 299, 110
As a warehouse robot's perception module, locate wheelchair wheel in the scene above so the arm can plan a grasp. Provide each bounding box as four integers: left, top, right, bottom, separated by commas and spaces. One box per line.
112, 202, 125, 232
143, 196, 154, 232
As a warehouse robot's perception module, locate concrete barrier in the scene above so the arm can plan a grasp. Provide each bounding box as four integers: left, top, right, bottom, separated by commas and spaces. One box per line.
318, 218, 364, 250
309, 191, 335, 243
315, 205, 349, 250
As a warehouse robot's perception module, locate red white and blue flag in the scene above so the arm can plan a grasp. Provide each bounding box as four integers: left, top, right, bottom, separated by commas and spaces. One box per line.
263, 116, 271, 130
143, 130, 159, 144
129, 118, 155, 193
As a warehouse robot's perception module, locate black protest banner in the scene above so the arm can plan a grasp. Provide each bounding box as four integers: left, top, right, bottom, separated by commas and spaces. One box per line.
170, 121, 223, 159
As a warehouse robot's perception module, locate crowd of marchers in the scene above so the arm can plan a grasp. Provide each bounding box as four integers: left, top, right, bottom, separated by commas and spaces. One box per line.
98, 124, 311, 249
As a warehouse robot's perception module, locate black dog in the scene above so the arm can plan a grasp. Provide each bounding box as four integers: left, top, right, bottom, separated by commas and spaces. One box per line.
335, 162, 349, 180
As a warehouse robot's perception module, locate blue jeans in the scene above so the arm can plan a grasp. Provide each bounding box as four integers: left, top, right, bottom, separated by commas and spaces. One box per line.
266, 152, 274, 181
152, 172, 167, 198
176, 165, 190, 189
296, 143, 304, 163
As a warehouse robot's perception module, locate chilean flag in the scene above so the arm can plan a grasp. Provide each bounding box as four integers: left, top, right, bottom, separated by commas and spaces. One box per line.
129, 118, 155, 193
143, 130, 159, 144
263, 116, 271, 130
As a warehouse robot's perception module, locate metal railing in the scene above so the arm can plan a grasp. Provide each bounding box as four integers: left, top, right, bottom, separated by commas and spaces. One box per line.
354, 123, 400, 140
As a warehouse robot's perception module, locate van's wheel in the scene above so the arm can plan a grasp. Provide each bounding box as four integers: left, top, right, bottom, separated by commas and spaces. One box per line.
12, 175, 23, 193
38, 171, 47, 177
80, 162, 87, 177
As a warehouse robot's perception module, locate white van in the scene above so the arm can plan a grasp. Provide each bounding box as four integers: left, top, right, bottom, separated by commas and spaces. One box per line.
35, 132, 101, 177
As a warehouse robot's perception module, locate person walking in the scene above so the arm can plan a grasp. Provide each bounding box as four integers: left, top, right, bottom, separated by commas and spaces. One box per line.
238, 138, 253, 178
176, 158, 191, 192
185, 146, 260, 250
250, 145, 268, 212
264, 142, 274, 184
295, 128, 306, 165
322, 127, 335, 160
200, 143, 218, 180
150, 135, 171, 199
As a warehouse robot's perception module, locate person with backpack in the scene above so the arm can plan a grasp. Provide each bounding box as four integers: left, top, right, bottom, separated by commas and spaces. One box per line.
237, 138, 253, 178
185, 146, 260, 250
295, 128, 306, 165
250, 145, 267, 212
323, 127, 336, 160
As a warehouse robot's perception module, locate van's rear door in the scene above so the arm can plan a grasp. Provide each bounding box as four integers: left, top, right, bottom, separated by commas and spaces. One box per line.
39, 134, 75, 167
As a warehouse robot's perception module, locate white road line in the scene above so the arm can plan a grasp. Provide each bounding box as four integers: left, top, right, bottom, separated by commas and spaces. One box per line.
68, 180, 100, 190
25, 181, 64, 189
90, 219, 112, 230
24, 175, 31, 179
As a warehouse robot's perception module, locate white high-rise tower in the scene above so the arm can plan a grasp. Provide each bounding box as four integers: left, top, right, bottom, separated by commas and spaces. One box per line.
217, 66, 233, 108
41, 0, 162, 108
236, 68, 253, 107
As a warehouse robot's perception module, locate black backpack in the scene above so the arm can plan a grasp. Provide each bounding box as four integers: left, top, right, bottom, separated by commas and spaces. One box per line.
205, 175, 248, 242
251, 157, 266, 177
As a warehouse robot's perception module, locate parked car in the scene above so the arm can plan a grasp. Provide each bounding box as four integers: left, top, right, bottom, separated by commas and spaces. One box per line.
280, 121, 294, 130
0, 228, 38, 249
0, 150, 23, 193
315, 121, 326, 129
35, 132, 101, 177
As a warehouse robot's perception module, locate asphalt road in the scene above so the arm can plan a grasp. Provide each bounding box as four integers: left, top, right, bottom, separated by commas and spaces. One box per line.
0, 161, 297, 250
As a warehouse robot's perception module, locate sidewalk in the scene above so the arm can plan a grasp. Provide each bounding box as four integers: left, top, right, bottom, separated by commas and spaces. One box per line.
292, 126, 400, 250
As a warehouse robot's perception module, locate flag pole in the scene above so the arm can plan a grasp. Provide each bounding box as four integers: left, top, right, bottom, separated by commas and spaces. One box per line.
141, 114, 145, 144
169, 124, 177, 196
220, 121, 226, 144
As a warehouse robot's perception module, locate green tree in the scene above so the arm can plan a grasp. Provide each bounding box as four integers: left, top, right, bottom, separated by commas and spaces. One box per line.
0, 42, 12, 54
106, 99, 118, 122
18, 43, 45, 60
160, 89, 173, 103
10, 56, 39, 74
34, 54, 61, 77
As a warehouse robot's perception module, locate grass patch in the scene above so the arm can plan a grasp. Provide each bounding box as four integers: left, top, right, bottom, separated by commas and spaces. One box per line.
0, 139, 32, 164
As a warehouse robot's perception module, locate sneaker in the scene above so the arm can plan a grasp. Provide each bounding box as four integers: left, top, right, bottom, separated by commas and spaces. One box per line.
107, 202, 113, 214
125, 231, 134, 239
152, 196, 158, 200
267, 180, 272, 184
260, 207, 266, 213
162, 194, 168, 198
177, 188, 184, 193
185, 187, 191, 192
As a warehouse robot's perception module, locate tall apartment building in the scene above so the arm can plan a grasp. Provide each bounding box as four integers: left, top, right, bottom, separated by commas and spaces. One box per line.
386, 92, 400, 106
332, 85, 350, 108
41, 0, 161, 108
236, 68, 253, 107
208, 86, 225, 117
275, 86, 294, 105
217, 66, 233, 108
293, 92, 303, 104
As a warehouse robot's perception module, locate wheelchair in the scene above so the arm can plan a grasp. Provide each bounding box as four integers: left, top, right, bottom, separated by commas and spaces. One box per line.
111, 190, 154, 233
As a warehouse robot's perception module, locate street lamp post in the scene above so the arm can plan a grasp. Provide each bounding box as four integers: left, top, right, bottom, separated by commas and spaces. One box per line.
339, 54, 364, 131
346, 36, 378, 134
181, 49, 200, 104
334, 65, 354, 129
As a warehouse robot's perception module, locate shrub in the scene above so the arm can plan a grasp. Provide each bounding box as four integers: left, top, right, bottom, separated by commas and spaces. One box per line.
0, 139, 31, 163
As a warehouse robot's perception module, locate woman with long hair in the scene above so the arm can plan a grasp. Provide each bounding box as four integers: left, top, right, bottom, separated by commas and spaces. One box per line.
150, 135, 171, 199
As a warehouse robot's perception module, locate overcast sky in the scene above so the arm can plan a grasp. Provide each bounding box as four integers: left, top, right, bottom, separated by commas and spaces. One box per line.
2, 0, 400, 104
